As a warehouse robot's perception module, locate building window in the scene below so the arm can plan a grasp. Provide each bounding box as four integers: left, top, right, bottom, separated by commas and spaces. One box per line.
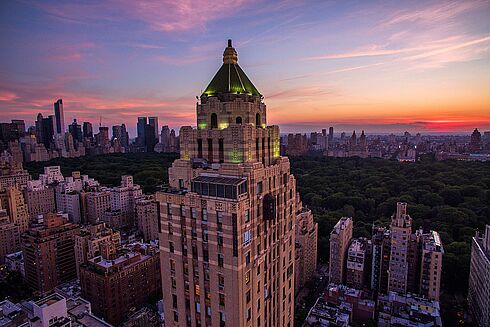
211, 113, 218, 129
197, 138, 203, 158
206, 305, 211, 317
218, 274, 225, 289
219, 293, 225, 306
245, 209, 250, 223
218, 254, 224, 267
172, 294, 178, 309
256, 181, 263, 194
196, 301, 201, 313
244, 230, 252, 247
245, 270, 251, 284
202, 209, 208, 221
217, 211, 223, 224
246, 251, 251, 266
246, 290, 251, 303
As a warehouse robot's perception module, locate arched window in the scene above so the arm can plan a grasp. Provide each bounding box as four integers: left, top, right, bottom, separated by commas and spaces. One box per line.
211, 113, 218, 129
256, 113, 261, 127
236, 116, 242, 125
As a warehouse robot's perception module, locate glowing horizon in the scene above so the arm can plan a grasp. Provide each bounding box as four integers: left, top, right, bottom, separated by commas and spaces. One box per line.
0, 0, 489, 135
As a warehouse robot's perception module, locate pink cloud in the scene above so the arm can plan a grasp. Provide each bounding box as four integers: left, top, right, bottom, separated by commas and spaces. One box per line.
0, 91, 18, 101
36, 0, 255, 33
380, 1, 487, 27
402, 35, 490, 61
45, 42, 96, 62
121, 0, 252, 32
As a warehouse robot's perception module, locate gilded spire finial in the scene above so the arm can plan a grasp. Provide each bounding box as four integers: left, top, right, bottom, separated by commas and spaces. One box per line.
223, 39, 238, 64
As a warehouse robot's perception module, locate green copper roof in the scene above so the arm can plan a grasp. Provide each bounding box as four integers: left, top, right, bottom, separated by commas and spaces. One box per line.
203, 63, 261, 97
203, 40, 261, 97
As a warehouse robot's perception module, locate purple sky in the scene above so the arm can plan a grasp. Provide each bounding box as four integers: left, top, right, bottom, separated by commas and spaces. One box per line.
1, 0, 489, 136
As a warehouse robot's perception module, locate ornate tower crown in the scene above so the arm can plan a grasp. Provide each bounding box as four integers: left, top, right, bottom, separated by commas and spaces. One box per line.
223, 39, 238, 64
202, 40, 261, 97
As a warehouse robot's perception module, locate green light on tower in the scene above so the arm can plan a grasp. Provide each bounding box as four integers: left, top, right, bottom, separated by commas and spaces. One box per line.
230, 149, 242, 163
198, 122, 207, 130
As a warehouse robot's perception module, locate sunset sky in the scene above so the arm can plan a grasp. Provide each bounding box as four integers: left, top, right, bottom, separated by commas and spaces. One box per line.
0, 0, 489, 135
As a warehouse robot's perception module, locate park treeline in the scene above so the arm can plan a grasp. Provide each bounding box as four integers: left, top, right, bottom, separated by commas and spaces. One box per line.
25, 152, 179, 194
25, 153, 490, 297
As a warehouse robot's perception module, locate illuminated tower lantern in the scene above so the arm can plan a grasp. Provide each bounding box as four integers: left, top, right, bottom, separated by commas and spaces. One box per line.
157, 40, 297, 327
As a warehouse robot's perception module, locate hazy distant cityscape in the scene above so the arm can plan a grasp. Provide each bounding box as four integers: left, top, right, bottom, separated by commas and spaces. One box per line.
1, 102, 489, 165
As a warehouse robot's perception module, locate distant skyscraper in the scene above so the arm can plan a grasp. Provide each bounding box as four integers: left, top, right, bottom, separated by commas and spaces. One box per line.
329, 126, 334, 142
137, 117, 147, 146
350, 130, 357, 146
120, 123, 129, 148
468, 225, 490, 327
388, 202, 412, 294
112, 124, 129, 148
144, 124, 157, 152
82, 122, 93, 138
10, 120, 25, 137
68, 119, 83, 142
97, 126, 109, 146
470, 128, 482, 152
322, 128, 327, 136
149, 116, 159, 142
35, 114, 54, 149
329, 217, 353, 284
53, 99, 65, 135
112, 125, 122, 141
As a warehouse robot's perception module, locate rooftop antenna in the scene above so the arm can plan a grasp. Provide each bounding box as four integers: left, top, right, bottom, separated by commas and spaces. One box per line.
99, 116, 102, 128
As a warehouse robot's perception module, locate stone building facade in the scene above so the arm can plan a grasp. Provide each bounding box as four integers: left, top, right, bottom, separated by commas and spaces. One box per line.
157, 40, 301, 327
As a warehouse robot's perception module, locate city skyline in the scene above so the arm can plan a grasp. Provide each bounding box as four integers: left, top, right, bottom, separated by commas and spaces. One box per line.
1, 0, 489, 134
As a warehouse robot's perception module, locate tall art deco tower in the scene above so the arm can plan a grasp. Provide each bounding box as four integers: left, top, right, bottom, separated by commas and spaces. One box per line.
157, 40, 299, 327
